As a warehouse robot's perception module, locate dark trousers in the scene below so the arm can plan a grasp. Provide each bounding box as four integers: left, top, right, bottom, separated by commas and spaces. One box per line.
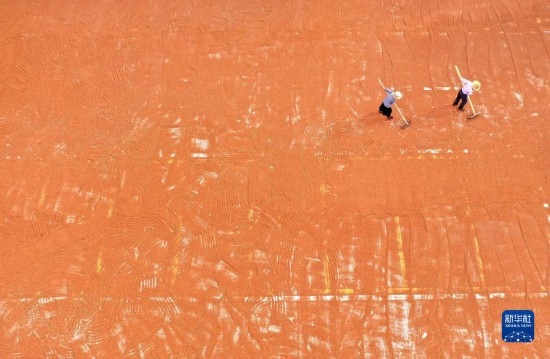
379, 103, 392, 117
453, 89, 468, 109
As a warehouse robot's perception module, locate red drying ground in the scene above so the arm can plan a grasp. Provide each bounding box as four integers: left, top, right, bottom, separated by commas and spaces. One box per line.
1, 1, 549, 357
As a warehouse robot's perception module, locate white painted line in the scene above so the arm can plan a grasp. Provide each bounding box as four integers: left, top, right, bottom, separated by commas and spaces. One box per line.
423, 149, 442, 154
5, 291, 548, 304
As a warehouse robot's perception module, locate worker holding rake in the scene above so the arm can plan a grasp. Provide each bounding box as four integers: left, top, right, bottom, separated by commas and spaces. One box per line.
378, 87, 403, 120
453, 75, 481, 111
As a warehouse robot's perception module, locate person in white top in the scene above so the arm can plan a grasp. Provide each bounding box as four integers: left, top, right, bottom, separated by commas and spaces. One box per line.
453, 77, 481, 111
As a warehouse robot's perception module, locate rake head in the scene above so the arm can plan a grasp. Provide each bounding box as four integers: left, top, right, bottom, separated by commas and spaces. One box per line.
467, 112, 481, 120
